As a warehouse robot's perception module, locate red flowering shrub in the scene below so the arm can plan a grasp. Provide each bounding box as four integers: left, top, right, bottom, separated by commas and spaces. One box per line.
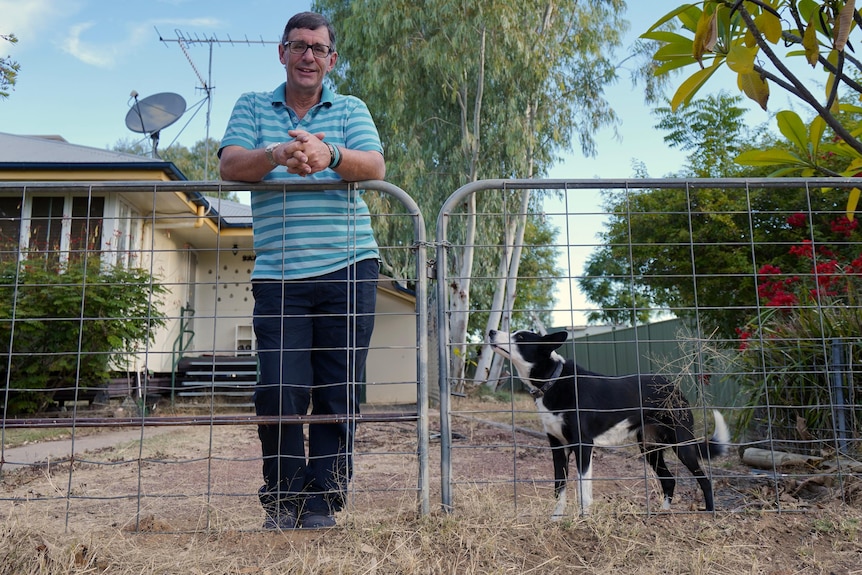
735, 213, 862, 446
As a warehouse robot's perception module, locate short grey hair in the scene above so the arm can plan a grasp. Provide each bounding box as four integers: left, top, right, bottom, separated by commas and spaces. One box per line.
281, 12, 336, 52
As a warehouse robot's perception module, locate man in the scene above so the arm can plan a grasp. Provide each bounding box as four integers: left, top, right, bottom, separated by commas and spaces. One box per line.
219, 11, 384, 530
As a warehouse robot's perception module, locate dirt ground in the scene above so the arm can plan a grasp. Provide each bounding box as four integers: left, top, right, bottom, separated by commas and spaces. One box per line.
1, 398, 861, 574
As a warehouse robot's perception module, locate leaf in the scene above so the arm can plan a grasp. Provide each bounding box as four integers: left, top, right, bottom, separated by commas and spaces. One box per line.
670, 62, 721, 111
727, 44, 757, 73
776, 110, 809, 152
834, 0, 856, 50
735, 149, 806, 166
641, 31, 694, 44
738, 71, 769, 110
809, 115, 826, 157
654, 40, 697, 61
644, 3, 701, 35
755, 11, 783, 44
692, 10, 717, 66
847, 187, 860, 220
802, 21, 820, 66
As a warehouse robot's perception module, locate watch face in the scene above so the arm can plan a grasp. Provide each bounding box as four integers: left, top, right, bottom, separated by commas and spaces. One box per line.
266, 143, 279, 166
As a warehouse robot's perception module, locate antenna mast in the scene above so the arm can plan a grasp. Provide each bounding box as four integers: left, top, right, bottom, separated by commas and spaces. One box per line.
157, 29, 277, 180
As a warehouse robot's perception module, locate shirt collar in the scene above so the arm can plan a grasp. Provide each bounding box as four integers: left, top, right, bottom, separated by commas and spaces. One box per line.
271, 82, 335, 108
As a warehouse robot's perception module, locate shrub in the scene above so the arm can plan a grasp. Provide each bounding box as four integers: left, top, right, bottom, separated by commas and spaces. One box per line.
734, 213, 861, 448
0, 256, 166, 414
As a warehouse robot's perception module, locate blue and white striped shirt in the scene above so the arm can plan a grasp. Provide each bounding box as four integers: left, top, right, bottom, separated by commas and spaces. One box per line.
219, 83, 383, 280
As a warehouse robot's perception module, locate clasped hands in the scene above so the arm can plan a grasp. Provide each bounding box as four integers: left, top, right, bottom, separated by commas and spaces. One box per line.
276, 129, 332, 176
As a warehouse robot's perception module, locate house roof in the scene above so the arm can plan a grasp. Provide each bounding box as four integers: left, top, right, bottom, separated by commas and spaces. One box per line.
0, 132, 186, 180
206, 196, 253, 228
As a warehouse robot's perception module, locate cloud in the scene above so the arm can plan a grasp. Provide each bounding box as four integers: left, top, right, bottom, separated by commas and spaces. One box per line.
0, 0, 77, 52
60, 16, 222, 69
63, 21, 118, 67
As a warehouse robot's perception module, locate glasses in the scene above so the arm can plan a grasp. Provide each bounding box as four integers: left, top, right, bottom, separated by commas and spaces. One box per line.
283, 41, 332, 59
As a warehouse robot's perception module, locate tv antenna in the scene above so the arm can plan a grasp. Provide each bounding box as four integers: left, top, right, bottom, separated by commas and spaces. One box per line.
156, 28, 277, 179
125, 91, 187, 158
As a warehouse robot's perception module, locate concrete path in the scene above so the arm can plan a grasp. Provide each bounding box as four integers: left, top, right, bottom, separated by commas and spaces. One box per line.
1, 427, 176, 469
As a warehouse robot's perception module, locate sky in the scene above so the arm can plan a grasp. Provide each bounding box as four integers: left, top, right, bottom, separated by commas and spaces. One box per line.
0, 0, 766, 175
0, 0, 778, 324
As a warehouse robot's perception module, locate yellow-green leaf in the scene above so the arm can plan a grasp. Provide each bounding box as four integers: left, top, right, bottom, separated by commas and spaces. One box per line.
776, 110, 809, 152
735, 149, 804, 166
847, 187, 860, 220
802, 21, 819, 66
644, 4, 700, 35
738, 71, 769, 110
755, 11, 783, 44
670, 61, 721, 110
692, 10, 717, 66
726, 44, 756, 74
809, 115, 826, 157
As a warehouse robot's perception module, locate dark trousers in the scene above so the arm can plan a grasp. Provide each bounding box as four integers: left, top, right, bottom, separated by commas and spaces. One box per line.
252, 259, 378, 516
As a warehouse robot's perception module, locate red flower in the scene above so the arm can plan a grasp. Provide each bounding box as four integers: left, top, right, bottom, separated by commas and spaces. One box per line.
758, 264, 782, 276
787, 213, 807, 228
766, 292, 798, 307
789, 240, 813, 259
830, 216, 858, 238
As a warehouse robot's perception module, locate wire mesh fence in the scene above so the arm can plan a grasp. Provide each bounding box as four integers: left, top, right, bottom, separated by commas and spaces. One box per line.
0, 180, 429, 532
3, 177, 862, 533
436, 178, 862, 518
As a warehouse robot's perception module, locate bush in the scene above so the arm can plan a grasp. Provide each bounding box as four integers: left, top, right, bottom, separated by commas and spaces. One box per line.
735, 213, 862, 447
0, 257, 166, 414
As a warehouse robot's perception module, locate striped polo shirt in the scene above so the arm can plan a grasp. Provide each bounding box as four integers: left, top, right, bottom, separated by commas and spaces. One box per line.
219, 83, 383, 281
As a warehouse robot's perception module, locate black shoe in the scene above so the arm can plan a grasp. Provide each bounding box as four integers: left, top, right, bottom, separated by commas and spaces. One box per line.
263, 511, 298, 530
300, 513, 336, 529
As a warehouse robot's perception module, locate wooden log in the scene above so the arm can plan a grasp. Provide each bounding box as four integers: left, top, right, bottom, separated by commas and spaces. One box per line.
742, 447, 824, 469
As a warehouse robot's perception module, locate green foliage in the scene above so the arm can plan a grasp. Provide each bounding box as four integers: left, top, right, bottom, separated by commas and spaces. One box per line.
112, 137, 233, 197
734, 212, 862, 445
160, 137, 222, 182
581, 184, 853, 337
0, 257, 166, 414
580, 93, 768, 332
643, 1, 862, 213
653, 91, 752, 177
468, 208, 561, 334
1, 34, 20, 100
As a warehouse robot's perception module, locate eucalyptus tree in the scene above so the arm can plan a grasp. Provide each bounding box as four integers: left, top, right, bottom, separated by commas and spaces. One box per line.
314, 0, 628, 386
1, 34, 19, 99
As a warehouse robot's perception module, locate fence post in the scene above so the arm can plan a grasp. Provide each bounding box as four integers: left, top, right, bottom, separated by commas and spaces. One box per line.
830, 338, 850, 454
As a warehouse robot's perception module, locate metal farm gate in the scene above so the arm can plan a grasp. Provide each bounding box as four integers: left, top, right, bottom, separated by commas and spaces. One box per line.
435, 178, 862, 517
2, 177, 862, 532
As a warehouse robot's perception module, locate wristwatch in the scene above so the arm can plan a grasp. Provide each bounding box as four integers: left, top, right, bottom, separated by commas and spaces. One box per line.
265, 142, 281, 167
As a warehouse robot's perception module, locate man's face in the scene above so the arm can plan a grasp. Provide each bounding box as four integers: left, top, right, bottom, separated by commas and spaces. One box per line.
279, 26, 336, 95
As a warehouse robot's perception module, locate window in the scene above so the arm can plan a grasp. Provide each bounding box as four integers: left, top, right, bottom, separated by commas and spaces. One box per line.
25, 195, 104, 266
0, 196, 22, 263
112, 199, 141, 269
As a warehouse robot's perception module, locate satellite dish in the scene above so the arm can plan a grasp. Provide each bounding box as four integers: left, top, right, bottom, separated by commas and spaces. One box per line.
125, 92, 186, 158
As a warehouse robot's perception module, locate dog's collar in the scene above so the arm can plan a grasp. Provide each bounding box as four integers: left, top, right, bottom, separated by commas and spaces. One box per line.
528, 361, 564, 399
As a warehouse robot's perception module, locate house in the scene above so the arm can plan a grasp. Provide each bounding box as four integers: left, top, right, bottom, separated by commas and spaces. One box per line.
0, 132, 417, 405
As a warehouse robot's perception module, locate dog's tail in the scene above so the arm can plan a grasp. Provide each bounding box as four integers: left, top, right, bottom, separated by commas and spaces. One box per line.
699, 410, 730, 460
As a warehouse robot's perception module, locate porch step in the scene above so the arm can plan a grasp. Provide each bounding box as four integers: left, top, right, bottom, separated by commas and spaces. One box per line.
175, 355, 258, 397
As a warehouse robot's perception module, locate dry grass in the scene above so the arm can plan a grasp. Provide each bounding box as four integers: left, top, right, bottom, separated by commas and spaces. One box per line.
2, 489, 861, 574
2, 399, 862, 574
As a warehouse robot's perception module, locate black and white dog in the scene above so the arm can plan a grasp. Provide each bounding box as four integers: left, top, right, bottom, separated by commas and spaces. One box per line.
488, 329, 729, 517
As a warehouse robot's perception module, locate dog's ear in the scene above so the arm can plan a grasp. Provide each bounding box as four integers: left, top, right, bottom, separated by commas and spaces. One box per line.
543, 331, 568, 349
